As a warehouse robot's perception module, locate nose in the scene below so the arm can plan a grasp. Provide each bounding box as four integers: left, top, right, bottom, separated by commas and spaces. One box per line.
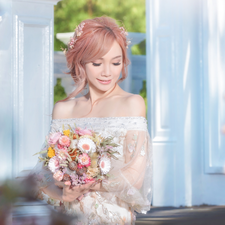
101, 64, 111, 77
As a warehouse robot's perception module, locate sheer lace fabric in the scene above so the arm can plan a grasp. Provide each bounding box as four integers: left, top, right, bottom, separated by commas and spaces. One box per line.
31, 117, 153, 225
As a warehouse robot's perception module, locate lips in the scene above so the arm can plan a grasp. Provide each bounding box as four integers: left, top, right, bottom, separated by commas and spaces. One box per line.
97, 78, 111, 84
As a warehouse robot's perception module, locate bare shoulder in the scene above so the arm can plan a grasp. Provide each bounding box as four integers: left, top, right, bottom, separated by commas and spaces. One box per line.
122, 94, 146, 118
52, 98, 76, 120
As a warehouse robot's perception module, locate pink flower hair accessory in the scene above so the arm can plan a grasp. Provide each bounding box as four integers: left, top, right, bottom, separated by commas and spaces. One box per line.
120, 26, 128, 36
120, 26, 131, 48
69, 22, 86, 50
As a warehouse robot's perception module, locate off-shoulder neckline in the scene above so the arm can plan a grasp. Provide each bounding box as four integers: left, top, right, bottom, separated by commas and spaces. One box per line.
51, 116, 147, 122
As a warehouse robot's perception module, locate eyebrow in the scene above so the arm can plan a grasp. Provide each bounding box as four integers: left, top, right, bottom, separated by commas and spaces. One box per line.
98, 55, 122, 60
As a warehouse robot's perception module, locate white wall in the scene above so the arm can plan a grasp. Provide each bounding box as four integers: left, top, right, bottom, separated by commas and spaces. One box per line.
146, 0, 225, 207
0, 0, 60, 180
0, 0, 13, 180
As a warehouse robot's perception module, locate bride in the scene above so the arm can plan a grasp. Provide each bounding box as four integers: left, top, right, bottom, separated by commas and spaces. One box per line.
33, 16, 152, 225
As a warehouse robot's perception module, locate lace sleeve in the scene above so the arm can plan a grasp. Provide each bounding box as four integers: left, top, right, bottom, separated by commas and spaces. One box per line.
102, 129, 153, 213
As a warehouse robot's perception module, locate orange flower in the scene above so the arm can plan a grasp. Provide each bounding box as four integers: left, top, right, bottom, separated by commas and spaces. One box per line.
68, 149, 78, 161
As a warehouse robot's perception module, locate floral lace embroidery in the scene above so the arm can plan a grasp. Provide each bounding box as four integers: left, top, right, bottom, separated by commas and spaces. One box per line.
109, 181, 120, 188
140, 144, 146, 156
50, 117, 148, 134
140, 137, 146, 156
128, 133, 138, 159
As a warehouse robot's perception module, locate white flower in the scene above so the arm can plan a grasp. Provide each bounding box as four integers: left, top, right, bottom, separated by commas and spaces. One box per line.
77, 138, 96, 153
127, 187, 136, 196
99, 156, 111, 174
70, 139, 78, 149
48, 156, 60, 173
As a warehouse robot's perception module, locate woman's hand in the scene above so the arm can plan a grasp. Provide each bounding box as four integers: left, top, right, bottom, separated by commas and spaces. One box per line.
54, 179, 64, 189
62, 181, 96, 202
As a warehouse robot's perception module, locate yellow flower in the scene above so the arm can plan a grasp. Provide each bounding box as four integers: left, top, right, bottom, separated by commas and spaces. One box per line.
80, 135, 94, 140
91, 158, 98, 168
63, 129, 70, 137
48, 147, 55, 158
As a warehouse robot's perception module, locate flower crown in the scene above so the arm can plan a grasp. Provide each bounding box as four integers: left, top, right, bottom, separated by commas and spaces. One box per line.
62, 23, 131, 54
119, 26, 131, 48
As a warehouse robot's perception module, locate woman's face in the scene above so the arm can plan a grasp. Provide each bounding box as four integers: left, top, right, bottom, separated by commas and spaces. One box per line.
85, 40, 123, 92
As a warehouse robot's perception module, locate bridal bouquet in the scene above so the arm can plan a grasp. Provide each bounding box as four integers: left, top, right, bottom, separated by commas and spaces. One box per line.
35, 124, 119, 186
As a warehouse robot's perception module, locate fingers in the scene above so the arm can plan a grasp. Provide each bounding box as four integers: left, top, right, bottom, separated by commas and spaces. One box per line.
55, 180, 64, 188
83, 181, 95, 190
64, 181, 71, 186
77, 194, 84, 201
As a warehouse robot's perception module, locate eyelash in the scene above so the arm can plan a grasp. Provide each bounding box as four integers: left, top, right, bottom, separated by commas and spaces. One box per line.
92, 62, 121, 67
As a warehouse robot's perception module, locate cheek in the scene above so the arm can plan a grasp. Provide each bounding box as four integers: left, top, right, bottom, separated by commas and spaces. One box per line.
113, 66, 123, 77
85, 65, 98, 80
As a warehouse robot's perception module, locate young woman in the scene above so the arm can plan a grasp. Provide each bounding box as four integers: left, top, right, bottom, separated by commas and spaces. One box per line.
33, 16, 152, 225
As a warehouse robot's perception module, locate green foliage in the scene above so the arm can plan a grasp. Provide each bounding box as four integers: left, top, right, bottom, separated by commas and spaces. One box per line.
54, 0, 146, 54
140, 80, 147, 113
54, 78, 67, 104
131, 39, 146, 55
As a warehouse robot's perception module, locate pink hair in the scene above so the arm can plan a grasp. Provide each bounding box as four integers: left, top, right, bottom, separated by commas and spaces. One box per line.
57, 16, 130, 112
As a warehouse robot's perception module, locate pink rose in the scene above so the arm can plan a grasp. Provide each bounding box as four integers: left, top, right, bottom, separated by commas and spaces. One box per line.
59, 135, 71, 147
78, 129, 92, 136
84, 177, 95, 183
53, 171, 63, 181
75, 127, 82, 134
57, 143, 64, 149
48, 132, 61, 145
48, 156, 60, 173
78, 153, 91, 167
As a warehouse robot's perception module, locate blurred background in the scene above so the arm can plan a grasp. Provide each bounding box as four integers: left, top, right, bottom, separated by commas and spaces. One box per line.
1, 0, 225, 224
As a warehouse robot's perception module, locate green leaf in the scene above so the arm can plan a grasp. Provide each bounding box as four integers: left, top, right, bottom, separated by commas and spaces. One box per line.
33, 150, 47, 156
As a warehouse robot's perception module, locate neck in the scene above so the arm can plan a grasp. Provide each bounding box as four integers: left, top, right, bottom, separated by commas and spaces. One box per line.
86, 83, 119, 104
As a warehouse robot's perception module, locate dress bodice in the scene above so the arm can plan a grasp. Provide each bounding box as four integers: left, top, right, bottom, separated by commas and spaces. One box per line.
50, 116, 148, 132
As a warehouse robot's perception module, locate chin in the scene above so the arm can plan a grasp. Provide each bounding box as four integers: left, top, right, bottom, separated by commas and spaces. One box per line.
98, 86, 113, 92
96, 83, 115, 92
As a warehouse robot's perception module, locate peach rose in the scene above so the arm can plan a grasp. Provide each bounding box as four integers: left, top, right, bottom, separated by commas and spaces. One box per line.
57, 149, 69, 160
48, 132, 61, 145
53, 170, 63, 181
59, 135, 71, 147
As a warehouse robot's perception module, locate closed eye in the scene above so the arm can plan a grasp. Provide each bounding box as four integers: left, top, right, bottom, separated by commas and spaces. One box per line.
92, 63, 101, 67
113, 63, 121, 66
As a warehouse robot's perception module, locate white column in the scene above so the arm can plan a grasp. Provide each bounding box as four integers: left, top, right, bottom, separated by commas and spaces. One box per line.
146, 0, 225, 207
201, 0, 225, 203
0, 0, 60, 180
146, 0, 201, 207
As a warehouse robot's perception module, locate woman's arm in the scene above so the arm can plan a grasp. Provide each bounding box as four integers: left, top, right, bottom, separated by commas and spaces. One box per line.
89, 180, 106, 192
42, 183, 63, 201
43, 180, 96, 202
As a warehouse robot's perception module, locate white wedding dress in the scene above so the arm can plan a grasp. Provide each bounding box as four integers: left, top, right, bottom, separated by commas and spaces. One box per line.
32, 116, 153, 225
